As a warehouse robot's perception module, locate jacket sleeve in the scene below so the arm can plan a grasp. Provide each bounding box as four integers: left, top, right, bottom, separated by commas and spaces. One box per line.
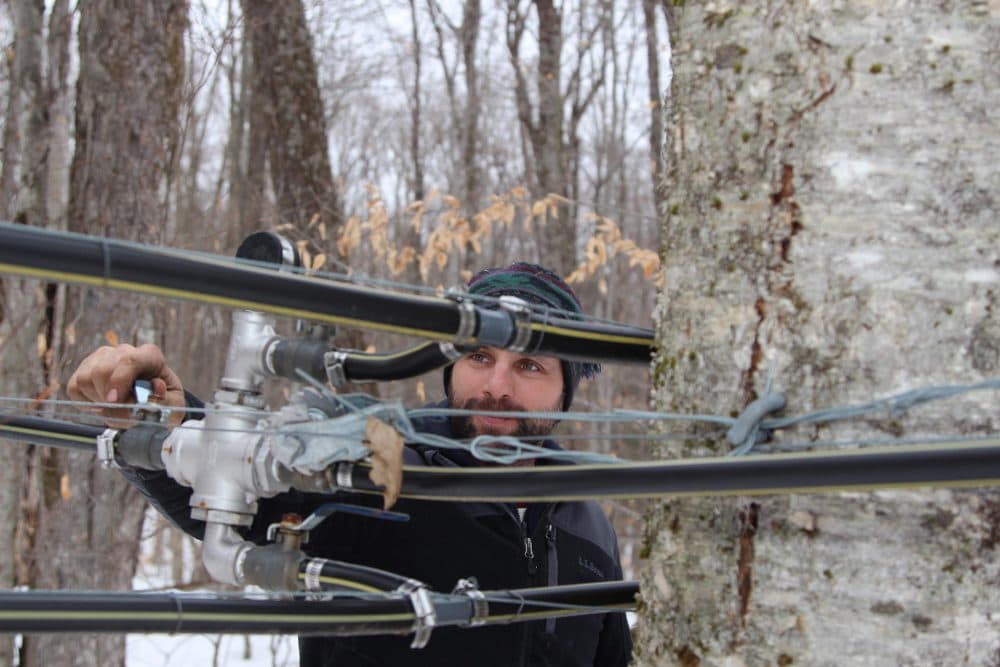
593, 609, 633, 667
593, 537, 633, 666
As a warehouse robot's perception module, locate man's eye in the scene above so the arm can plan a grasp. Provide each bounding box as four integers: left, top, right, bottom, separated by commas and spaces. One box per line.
468, 352, 489, 363
520, 360, 542, 372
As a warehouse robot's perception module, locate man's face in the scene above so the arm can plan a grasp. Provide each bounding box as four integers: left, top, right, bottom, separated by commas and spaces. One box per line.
448, 346, 564, 440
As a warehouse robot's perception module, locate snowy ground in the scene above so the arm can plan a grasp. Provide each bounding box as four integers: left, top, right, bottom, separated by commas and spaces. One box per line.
126, 634, 297, 667
126, 509, 299, 666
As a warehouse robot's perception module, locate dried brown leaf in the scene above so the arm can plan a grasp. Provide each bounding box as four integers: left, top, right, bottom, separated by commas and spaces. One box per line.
365, 417, 404, 510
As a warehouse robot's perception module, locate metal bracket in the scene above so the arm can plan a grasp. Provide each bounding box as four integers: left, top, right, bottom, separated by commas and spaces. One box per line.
323, 350, 349, 388
96, 428, 120, 469
398, 579, 437, 649
452, 577, 488, 626
498, 295, 532, 352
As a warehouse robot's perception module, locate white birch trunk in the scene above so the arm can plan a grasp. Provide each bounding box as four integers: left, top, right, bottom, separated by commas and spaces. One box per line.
637, 2, 999, 665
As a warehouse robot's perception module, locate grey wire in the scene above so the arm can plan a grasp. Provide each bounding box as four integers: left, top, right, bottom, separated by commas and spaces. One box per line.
409, 406, 733, 427
761, 378, 1000, 431
0, 378, 996, 463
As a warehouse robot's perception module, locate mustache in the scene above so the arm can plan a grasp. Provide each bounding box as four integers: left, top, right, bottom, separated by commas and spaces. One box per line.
455, 396, 528, 414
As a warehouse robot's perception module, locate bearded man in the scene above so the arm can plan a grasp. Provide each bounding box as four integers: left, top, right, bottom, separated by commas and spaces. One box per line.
68, 262, 633, 666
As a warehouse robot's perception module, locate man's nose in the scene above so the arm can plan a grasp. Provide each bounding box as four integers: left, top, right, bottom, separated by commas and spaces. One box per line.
483, 365, 514, 398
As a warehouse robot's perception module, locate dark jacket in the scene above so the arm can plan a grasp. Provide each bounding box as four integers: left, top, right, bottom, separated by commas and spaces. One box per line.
123, 401, 633, 667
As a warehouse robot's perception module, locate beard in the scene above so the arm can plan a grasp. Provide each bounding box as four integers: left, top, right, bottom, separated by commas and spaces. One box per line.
447, 393, 560, 440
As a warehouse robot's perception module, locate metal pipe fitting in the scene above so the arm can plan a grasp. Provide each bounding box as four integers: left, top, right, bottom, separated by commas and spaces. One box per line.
202, 522, 251, 587
220, 310, 278, 392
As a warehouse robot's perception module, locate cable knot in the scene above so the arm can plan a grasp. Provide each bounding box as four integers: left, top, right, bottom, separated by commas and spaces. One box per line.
727, 392, 786, 456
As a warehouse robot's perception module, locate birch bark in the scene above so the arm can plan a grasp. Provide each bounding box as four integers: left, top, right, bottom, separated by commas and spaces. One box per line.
638, 2, 999, 665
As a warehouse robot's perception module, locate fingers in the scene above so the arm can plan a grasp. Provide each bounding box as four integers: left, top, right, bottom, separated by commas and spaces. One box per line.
105, 344, 167, 405
66, 343, 186, 426
149, 377, 168, 400
68, 345, 126, 404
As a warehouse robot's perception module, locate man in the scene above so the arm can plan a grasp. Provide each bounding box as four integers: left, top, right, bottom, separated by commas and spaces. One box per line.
69, 262, 632, 666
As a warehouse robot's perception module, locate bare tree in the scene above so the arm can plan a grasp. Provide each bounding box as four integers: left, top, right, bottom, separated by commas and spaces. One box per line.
241, 0, 343, 231
0, 3, 72, 663
641, 0, 666, 219
407, 0, 426, 202
21, 3, 189, 665
427, 0, 482, 213
637, 3, 999, 665
505, 0, 610, 274
0, 4, 46, 662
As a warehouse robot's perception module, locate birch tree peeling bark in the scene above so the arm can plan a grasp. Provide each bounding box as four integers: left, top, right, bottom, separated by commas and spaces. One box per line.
638, 3, 999, 665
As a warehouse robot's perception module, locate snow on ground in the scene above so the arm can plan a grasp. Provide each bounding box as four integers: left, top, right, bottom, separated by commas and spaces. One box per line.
126, 509, 299, 666
126, 634, 297, 667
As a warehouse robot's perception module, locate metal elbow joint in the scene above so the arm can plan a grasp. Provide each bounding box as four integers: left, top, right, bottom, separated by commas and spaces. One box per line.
202, 522, 251, 587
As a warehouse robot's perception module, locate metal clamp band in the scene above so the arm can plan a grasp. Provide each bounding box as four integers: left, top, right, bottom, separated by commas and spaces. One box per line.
335, 462, 354, 489
499, 295, 532, 352
398, 579, 437, 649
452, 578, 489, 627
323, 351, 349, 388
438, 342, 463, 361
446, 288, 477, 346
304, 558, 327, 591
96, 428, 120, 469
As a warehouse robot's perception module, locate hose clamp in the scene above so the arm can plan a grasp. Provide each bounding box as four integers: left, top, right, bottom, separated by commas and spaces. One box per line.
96, 428, 120, 469
452, 577, 488, 626
323, 351, 349, 388
446, 288, 477, 347
438, 342, 463, 361
398, 579, 436, 649
335, 462, 354, 489
498, 295, 532, 352
303, 558, 327, 591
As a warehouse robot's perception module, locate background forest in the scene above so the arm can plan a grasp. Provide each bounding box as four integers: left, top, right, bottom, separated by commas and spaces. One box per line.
1, 1, 998, 666
0, 0, 667, 664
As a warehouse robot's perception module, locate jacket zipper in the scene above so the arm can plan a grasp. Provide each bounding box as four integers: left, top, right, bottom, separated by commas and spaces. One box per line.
515, 505, 553, 666
520, 512, 538, 576
517, 510, 537, 667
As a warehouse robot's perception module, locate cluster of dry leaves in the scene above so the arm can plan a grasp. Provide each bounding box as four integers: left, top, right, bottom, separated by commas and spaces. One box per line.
331, 187, 661, 288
